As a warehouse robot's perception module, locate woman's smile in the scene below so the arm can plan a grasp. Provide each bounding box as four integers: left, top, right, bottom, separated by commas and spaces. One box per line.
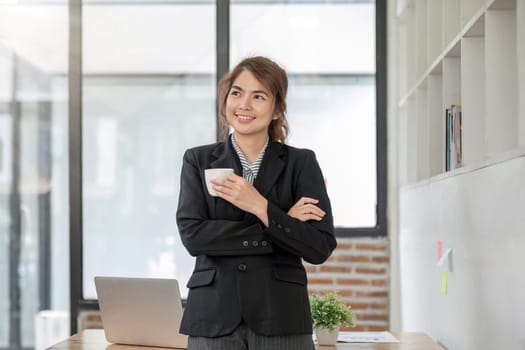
235, 113, 256, 122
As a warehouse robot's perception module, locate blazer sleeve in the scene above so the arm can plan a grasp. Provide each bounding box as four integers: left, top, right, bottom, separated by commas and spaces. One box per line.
176, 149, 273, 257
265, 150, 337, 265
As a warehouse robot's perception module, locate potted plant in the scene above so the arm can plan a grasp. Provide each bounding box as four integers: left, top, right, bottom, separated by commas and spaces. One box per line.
309, 291, 356, 345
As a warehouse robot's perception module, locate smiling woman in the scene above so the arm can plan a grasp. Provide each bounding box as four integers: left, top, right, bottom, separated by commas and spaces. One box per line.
176, 56, 337, 349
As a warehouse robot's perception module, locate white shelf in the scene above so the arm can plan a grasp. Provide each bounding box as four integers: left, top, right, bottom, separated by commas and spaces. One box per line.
443, 0, 461, 48
517, 0, 525, 146
461, 34, 485, 164
488, 0, 515, 10
395, 0, 414, 17
427, 74, 443, 176
427, 0, 443, 68
405, 98, 418, 185
398, 104, 409, 187
400, 147, 525, 191
416, 86, 429, 181
415, 0, 428, 78
398, 0, 501, 106
485, 8, 517, 156
396, 0, 524, 185
461, 0, 485, 27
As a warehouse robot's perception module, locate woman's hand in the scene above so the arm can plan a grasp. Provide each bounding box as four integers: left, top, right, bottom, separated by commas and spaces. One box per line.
211, 173, 269, 226
288, 197, 325, 222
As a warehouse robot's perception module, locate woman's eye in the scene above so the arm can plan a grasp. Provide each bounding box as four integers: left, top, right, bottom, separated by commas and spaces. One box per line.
230, 90, 240, 96
254, 94, 266, 101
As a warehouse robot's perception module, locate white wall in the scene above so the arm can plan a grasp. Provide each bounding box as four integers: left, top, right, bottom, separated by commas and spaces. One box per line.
387, 0, 402, 332
399, 154, 525, 350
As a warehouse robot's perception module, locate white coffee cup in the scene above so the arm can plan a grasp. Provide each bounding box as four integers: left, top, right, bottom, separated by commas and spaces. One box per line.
204, 168, 234, 196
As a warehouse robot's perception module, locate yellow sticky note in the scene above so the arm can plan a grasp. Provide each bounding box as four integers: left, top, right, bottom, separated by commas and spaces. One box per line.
441, 269, 447, 294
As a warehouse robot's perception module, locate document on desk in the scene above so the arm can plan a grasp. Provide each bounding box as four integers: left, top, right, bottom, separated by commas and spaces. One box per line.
337, 331, 400, 343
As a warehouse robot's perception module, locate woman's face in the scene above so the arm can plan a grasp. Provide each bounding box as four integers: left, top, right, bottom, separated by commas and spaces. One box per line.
225, 69, 279, 141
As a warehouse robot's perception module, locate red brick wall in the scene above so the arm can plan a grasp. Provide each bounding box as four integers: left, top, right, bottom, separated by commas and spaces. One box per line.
78, 311, 103, 330
305, 237, 390, 331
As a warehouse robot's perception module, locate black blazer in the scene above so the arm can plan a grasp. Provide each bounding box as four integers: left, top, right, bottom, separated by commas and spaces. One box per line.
176, 137, 337, 337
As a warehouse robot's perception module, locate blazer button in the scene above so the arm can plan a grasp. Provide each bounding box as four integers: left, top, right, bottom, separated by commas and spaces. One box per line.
243, 240, 249, 247
285, 227, 291, 233
252, 241, 259, 247
238, 263, 247, 271
261, 240, 268, 247
277, 224, 282, 229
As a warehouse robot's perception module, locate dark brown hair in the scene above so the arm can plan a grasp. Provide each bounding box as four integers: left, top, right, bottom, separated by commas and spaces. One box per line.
218, 56, 289, 143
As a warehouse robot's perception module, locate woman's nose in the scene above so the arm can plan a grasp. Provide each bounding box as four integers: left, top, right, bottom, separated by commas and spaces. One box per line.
239, 96, 252, 109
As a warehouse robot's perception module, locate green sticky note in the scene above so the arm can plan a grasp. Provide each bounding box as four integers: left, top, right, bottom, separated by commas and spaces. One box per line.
441, 269, 447, 294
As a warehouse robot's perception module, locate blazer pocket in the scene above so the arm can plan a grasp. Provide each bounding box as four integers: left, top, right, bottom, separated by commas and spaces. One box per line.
273, 264, 307, 285
186, 268, 216, 288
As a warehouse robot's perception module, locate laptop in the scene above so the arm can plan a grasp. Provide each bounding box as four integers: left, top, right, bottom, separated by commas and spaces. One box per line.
94, 276, 188, 349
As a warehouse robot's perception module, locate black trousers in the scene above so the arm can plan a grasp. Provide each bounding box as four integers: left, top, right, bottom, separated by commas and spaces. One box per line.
188, 322, 315, 350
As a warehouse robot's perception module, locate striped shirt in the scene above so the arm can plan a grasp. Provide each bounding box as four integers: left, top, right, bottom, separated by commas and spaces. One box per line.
231, 134, 269, 185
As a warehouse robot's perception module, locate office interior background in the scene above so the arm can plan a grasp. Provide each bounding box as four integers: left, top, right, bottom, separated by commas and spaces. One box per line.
2, 0, 384, 349
1, 0, 525, 349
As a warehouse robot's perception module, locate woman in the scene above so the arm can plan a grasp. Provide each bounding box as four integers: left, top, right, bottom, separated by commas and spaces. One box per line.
176, 56, 337, 350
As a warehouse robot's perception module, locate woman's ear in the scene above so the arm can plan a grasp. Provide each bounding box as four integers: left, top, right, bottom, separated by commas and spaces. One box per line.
273, 105, 283, 120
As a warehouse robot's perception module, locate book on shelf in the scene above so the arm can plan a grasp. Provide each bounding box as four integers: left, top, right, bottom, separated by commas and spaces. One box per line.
445, 104, 462, 171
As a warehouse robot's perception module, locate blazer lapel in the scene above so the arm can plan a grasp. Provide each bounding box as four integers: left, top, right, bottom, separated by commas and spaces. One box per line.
253, 140, 286, 198
210, 138, 243, 175
241, 140, 285, 224
207, 138, 242, 215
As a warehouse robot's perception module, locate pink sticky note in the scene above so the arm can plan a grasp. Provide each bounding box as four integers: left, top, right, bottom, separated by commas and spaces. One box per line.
437, 240, 443, 259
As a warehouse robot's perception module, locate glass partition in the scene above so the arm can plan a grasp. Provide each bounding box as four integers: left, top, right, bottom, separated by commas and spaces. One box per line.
231, 0, 377, 227
0, 3, 69, 348
82, 3, 216, 300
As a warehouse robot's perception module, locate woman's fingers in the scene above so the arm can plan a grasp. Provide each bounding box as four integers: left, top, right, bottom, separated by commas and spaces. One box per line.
305, 213, 324, 221
211, 178, 231, 196
300, 197, 319, 205
295, 211, 323, 222
301, 203, 326, 217
303, 208, 325, 220
291, 197, 319, 209
286, 197, 326, 222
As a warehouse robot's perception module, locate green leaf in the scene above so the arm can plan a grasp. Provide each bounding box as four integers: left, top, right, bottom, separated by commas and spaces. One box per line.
309, 291, 356, 331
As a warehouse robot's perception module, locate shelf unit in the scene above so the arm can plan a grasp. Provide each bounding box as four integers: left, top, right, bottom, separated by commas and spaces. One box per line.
396, 0, 525, 186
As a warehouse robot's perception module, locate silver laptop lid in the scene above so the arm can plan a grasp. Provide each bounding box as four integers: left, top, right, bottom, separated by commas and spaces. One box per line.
95, 276, 188, 349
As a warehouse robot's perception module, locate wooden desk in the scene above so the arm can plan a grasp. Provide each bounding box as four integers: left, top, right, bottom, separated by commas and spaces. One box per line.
317, 332, 446, 349
49, 329, 445, 350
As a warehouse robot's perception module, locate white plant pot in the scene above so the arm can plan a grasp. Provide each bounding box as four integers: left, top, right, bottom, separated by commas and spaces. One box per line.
315, 326, 339, 346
